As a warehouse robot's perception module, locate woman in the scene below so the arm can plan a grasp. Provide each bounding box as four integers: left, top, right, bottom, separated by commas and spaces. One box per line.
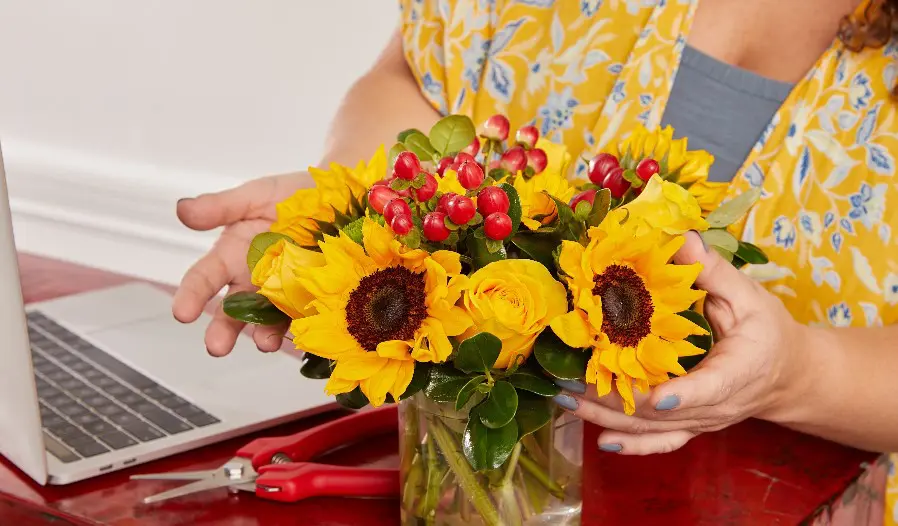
172, 0, 898, 521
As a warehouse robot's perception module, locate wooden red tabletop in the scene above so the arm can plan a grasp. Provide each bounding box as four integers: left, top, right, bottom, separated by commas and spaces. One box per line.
0, 254, 879, 525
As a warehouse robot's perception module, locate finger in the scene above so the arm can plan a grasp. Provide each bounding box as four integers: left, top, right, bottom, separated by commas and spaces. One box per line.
553, 379, 651, 413
252, 322, 290, 353
205, 290, 248, 357
597, 429, 696, 456
648, 349, 750, 414
553, 393, 700, 434
177, 177, 278, 232
172, 235, 247, 323
673, 231, 757, 304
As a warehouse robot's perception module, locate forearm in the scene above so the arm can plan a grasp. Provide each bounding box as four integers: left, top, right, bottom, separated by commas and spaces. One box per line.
317, 28, 440, 168
767, 324, 898, 452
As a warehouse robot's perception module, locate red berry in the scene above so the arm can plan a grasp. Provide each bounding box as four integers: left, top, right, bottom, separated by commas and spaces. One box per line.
588, 153, 620, 185
570, 189, 597, 211
454, 152, 477, 165
413, 173, 438, 202
484, 213, 512, 240
457, 161, 485, 190
477, 186, 510, 216
527, 148, 548, 174
436, 156, 454, 177
481, 114, 510, 142
500, 146, 528, 173
423, 212, 451, 242
368, 186, 400, 214
462, 136, 481, 157
383, 198, 411, 225
393, 151, 421, 181
515, 125, 540, 149
602, 167, 630, 199
635, 158, 660, 182
447, 195, 476, 224
395, 187, 412, 198
437, 192, 457, 214
390, 214, 413, 236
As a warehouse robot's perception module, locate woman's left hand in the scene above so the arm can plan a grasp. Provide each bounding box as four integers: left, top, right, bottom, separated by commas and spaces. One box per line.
555, 231, 813, 455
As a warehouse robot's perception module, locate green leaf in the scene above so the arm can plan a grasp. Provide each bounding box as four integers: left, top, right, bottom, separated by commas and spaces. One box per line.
713, 245, 735, 262
497, 183, 522, 235
445, 231, 459, 246
705, 187, 761, 228
400, 229, 422, 249
735, 241, 769, 265
507, 371, 561, 396
573, 200, 591, 221
397, 128, 423, 143
412, 172, 427, 189
299, 353, 332, 380
485, 238, 505, 254
455, 332, 502, 374
463, 407, 519, 471
533, 331, 589, 380
515, 391, 553, 438
424, 366, 472, 404
701, 228, 739, 254
479, 381, 518, 429
400, 362, 432, 401
246, 232, 295, 273
342, 217, 365, 245
620, 169, 643, 188
587, 188, 612, 227
336, 387, 369, 410
510, 233, 560, 269
677, 310, 713, 371
467, 233, 507, 270
391, 178, 412, 191
388, 143, 407, 168
456, 375, 487, 411
403, 132, 439, 163
429, 115, 476, 157
222, 292, 290, 326
330, 205, 353, 228
543, 193, 578, 240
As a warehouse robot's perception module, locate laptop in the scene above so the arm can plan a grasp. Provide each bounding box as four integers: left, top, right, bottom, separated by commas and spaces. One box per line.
0, 143, 334, 485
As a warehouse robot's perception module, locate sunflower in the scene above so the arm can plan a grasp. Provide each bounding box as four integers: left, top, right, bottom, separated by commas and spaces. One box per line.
608, 125, 725, 213
549, 215, 709, 415
290, 218, 472, 406
513, 171, 577, 231
271, 147, 387, 246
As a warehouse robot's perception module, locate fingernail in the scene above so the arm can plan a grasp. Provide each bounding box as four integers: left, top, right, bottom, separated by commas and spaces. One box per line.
177, 198, 191, 205
655, 394, 681, 411
599, 443, 623, 453
552, 394, 579, 411
690, 230, 709, 252
553, 379, 587, 394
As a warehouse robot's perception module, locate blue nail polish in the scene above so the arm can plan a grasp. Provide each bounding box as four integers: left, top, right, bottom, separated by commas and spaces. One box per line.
552, 394, 579, 411
554, 379, 587, 394
599, 443, 622, 453
655, 394, 681, 411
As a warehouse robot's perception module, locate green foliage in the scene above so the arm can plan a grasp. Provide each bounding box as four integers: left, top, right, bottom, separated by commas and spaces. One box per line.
478, 380, 518, 429
515, 392, 553, 438
677, 310, 713, 371
533, 332, 589, 380
463, 406, 519, 471
455, 333, 502, 374
429, 115, 476, 157
299, 354, 332, 380
705, 187, 761, 228
507, 371, 560, 396
510, 232, 561, 269
342, 217, 365, 245
497, 183, 522, 235
456, 375, 487, 411
222, 292, 290, 326
336, 387, 370, 410
424, 365, 473, 404
467, 232, 507, 270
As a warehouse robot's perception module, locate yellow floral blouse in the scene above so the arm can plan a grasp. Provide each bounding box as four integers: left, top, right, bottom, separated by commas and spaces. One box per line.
399, 0, 898, 523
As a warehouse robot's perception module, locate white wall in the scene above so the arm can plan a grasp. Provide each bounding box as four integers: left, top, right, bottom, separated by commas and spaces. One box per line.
0, 0, 397, 285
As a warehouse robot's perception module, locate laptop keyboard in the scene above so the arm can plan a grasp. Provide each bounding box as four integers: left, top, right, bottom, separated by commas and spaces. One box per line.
27, 311, 220, 463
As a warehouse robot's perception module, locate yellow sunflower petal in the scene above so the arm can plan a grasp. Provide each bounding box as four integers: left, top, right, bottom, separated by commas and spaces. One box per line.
637, 334, 687, 377
324, 375, 358, 396
616, 374, 637, 415
362, 217, 397, 267
361, 359, 401, 407
376, 340, 412, 360
549, 310, 593, 348
424, 258, 449, 305
331, 352, 388, 381
619, 345, 647, 379
651, 311, 709, 341
291, 311, 362, 359
670, 339, 706, 357
520, 216, 542, 230
558, 241, 588, 284
431, 250, 462, 275
389, 360, 416, 401
411, 318, 453, 363
428, 304, 473, 337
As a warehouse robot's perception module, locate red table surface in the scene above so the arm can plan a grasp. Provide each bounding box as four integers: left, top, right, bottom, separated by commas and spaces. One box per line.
0, 254, 876, 525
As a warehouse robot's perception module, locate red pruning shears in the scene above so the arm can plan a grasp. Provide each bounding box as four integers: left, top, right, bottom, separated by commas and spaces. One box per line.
132, 405, 400, 504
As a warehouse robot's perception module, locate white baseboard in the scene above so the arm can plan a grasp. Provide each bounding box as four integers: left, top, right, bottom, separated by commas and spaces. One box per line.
4, 140, 239, 286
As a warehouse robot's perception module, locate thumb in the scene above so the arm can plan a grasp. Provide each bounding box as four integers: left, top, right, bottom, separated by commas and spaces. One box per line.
674, 230, 756, 303
649, 350, 748, 412
177, 176, 278, 231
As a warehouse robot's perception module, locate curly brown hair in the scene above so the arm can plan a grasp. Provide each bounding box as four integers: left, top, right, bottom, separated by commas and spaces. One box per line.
839, 0, 898, 51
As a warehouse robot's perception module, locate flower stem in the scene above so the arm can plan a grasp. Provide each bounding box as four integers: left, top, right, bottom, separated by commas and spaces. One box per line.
417, 433, 446, 523
500, 443, 522, 486
401, 402, 420, 474
430, 417, 502, 526
519, 453, 565, 500
402, 452, 425, 513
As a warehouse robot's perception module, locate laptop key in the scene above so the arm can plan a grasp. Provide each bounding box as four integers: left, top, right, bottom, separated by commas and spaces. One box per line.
97, 430, 137, 450
94, 403, 124, 418
170, 404, 203, 418
73, 346, 156, 390
57, 377, 85, 391
119, 392, 144, 407
49, 423, 88, 442
43, 433, 80, 463
141, 386, 174, 401
185, 413, 220, 427
156, 396, 188, 410
42, 414, 66, 428
57, 403, 88, 418
70, 412, 99, 427
67, 437, 109, 458
46, 369, 72, 383
82, 420, 116, 436
68, 386, 97, 400
38, 384, 61, 399
141, 410, 191, 434
102, 383, 130, 397
93, 376, 118, 389
120, 420, 164, 442
69, 360, 92, 374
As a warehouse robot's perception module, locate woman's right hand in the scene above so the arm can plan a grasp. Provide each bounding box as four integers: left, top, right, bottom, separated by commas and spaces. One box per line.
172, 172, 310, 357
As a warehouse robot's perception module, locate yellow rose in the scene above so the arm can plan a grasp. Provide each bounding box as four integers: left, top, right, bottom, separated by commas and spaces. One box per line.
461, 259, 568, 368
513, 171, 577, 231
251, 239, 325, 319
619, 175, 708, 238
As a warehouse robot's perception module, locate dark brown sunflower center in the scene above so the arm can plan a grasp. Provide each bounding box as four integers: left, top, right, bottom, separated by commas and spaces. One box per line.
345, 266, 427, 352
591, 264, 653, 348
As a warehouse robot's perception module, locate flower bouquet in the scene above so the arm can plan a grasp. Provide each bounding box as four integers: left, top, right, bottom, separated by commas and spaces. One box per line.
223, 113, 766, 525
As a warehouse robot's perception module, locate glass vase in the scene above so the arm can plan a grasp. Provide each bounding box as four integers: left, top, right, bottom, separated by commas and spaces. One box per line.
399, 393, 582, 526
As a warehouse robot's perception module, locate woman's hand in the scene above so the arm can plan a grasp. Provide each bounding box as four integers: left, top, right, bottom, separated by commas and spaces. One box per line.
172, 173, 309, 357
555, 231, 813, 455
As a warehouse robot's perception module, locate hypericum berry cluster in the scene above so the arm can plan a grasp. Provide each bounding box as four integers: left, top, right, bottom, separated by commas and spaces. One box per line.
479, 115, 548, 178
586, 152, 660, 199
